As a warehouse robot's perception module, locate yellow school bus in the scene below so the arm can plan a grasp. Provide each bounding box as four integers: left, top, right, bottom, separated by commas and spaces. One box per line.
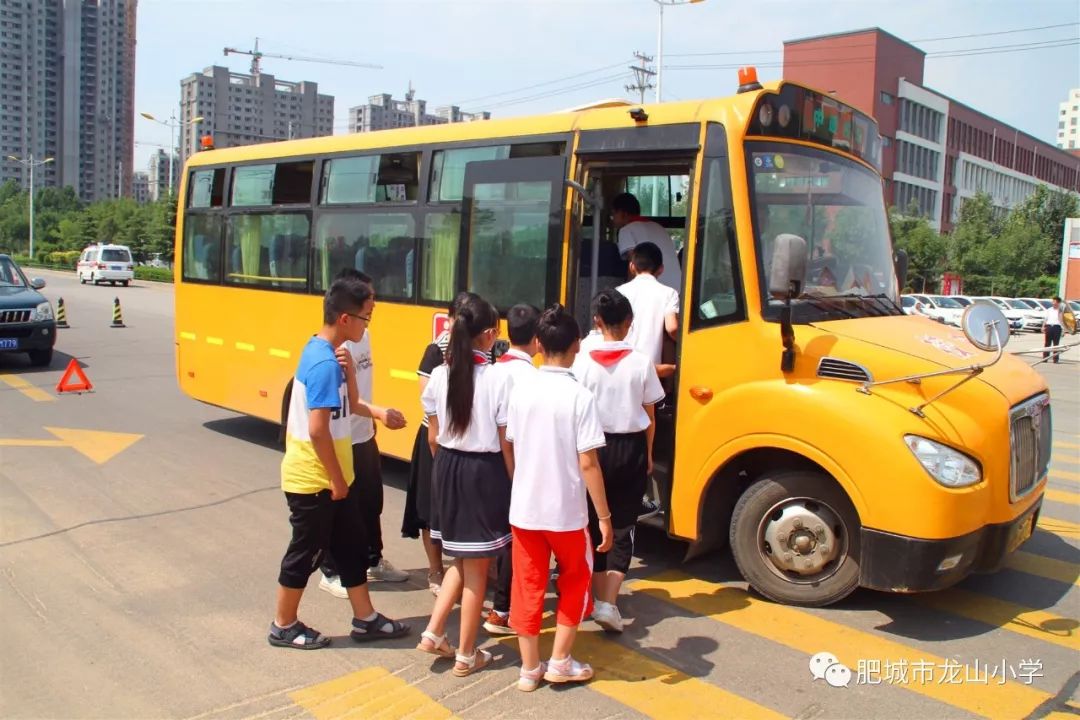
174, 69, 1050, 606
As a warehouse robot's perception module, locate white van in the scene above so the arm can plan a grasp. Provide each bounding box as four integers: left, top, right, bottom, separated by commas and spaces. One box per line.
77, 244, 134, 286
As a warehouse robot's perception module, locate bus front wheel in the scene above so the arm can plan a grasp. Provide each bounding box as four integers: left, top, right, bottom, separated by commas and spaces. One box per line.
730, 471, 860, 607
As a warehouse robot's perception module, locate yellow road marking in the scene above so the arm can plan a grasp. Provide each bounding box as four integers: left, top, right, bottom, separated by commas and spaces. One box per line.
494, 617, 784, 719
1053, 456, 1080, 467
389, 369, 417, 382
1006, 551, 1080, 587
0, 373, 55, 402
1045, 488, 1079, 505
1050, 470, 1080, 483
1039, 515, 1080, 537
290, 666, 457, 720
234, 342, 255, 352
916, 588, 1079, 651
178, 331, 196, 341
0, 427, 142, 464
205, 336, 223, 346
632, 572, 1050, 718
1054, 441, 1080, 450
269, 348, 291, 359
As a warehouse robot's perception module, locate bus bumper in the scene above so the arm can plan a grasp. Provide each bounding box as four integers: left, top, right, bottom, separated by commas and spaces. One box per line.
858, 498, 1042, 593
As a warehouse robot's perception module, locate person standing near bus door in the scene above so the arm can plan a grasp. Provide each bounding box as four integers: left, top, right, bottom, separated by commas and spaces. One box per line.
319, 269, 410, 599
269, 274, 408, 650
482, 303, 542, 637
1043, 296, 1064, 364
611, 192, 682, 294
616, 242, 679, 379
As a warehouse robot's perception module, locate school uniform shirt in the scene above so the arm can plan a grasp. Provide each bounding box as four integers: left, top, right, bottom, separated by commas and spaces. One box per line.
572, 337, 665, 434
617, 219, 682, 292
421, 353, 511, 452
506, 367, 606, 532
492, 347, 537, 392
343, 330, 375, 444
1044, 306, 1064, 328
281, 337, 353, 494
617, 273, 680, 365
416, 331, 451, 428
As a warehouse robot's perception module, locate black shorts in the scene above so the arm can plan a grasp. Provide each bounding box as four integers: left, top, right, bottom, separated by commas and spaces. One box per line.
596, 431, 649, 528
588, 523, 635, 575
278, 483, 369, 589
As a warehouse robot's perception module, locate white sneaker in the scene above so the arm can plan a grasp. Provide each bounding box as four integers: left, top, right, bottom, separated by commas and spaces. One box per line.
592, 600, 623, 633
318, 573, 348, 599
367, 558, 409, 583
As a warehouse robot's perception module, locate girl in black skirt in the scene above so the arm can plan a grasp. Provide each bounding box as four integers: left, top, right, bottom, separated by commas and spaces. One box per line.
416, 292, 511, 677
572, 289, 665, 634
403, 292, 468, 596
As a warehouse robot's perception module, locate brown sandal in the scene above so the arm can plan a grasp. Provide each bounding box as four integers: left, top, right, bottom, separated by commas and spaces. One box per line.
453, 648, 493, 677
416, 631, 455, 658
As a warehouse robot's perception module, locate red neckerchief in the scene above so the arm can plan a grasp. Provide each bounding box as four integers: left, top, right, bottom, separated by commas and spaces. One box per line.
590, 348, 632, 367
626, 215, 649, 225
472, 350, 490, 365
498, 350, 530, 363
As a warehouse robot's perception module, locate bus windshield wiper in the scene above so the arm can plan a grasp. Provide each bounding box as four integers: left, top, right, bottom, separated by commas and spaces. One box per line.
824, 292, 904, 317
798, 293, 859, 319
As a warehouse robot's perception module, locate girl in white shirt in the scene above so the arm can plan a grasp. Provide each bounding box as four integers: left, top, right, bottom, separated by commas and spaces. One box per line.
573, 289, 664, 634
417, 292, 512, 677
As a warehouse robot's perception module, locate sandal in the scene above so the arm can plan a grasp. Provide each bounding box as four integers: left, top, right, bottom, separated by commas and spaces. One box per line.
544, 656, 593, 684
517, 662, 547, 692
452, 648, 493, 677
416, 630, 455, 658
349, 613, 410, 643
427, 571, 443, 597
267, 620, 330, 650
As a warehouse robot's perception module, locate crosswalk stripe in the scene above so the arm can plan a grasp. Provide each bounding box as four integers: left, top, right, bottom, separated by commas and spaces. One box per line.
494, 617, 784, 719
1053, 441, 1080, 450
1039, 515, 1080, 537
1045, 488, 1080, 505
631, 572, 1050, 718
915, 588, 1079, 651
1006, 551, 1080, 586
290, 666, 458, 720
1050, 470, 1080, 483
1052, 456, 1080, 467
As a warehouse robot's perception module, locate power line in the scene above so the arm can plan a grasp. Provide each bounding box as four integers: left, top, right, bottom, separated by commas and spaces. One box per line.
469, 72, 630, 112
626, 52, 656, 104
455, 61, 630, 105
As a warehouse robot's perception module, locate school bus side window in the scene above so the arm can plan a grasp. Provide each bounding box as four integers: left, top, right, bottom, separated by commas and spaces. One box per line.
420, 211, 460, 303
232, 162, 313, 206
189, 168, 225, 208
182, 214, 223, 282
225, 213, 310, 292
313, 211, 415, 298
321, 152, 420, 204
692, 157, 745, 327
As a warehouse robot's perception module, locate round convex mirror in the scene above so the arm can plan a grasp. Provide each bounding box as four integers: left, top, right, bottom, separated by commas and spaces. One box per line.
962, 301, 1010, 351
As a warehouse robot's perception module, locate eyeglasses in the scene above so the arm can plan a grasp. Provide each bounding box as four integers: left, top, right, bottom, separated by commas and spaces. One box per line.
346, 311, 372, 323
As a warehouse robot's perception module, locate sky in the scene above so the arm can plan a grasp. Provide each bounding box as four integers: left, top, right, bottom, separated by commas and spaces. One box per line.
133, 0, 1080, 171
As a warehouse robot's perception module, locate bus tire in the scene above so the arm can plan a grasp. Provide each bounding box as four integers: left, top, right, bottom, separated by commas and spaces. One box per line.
729, 471, 860, 607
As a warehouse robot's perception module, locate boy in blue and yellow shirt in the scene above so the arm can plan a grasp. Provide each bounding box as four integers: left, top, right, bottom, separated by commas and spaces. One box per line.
269, 275, 409, 649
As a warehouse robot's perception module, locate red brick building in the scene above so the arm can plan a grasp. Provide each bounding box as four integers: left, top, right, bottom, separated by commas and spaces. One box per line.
783, 28, 1080, 232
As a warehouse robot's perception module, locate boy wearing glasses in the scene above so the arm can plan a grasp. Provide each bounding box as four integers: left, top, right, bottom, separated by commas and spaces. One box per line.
269, 274, 409, 649
319, 269, 410, 597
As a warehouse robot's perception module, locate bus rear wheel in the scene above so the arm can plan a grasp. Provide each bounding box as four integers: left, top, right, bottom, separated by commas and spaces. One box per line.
729, 471, 860, 607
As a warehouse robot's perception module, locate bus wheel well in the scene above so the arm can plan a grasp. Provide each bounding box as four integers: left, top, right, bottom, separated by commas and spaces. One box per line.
278, 379, 293, 446
695, 448, 835, 553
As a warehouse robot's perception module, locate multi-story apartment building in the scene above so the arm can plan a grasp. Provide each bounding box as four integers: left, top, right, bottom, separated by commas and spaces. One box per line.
147, 148, 176, 201
1058, 89, 1080, 151
131, 170, 148, 203
348, 86, 489, 133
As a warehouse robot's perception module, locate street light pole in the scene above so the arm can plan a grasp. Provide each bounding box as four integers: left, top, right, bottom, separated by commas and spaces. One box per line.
140, 111, 204, 200
7, 154, 54, 261
653, 0, 704, 104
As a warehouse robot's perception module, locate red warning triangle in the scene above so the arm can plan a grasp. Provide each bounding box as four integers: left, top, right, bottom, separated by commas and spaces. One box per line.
56, 358, 93, 393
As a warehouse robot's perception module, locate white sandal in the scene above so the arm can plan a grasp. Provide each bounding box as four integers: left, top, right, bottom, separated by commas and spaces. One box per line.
453, 648, 493, 677
416, 630, 454, 658
544, 656, 593, 684
517, 662, 546, 692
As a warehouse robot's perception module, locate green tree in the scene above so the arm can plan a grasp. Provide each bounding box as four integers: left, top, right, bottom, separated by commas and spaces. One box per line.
947, 192, 1001, 277
889, 203, 946, 293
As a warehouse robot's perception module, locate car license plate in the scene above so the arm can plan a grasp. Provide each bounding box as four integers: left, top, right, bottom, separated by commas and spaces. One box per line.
0, 338, 17, 350
111, 265, 122, 270
1006, 513, 1035, 554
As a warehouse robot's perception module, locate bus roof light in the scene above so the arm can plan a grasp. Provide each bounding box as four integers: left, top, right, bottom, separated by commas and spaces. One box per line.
200, 134, 215, 151
738, 66, 762, 94
629, 107, 649, 123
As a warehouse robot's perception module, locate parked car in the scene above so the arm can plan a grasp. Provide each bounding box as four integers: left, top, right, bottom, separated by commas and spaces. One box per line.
906, 294, 962, 326
949, 295, 974, 307
967, 296, 1030, 332
0, 253, 55, 366
900, 294, 942, 320
77, 243, 134, 286
1010, 298, 1049, 332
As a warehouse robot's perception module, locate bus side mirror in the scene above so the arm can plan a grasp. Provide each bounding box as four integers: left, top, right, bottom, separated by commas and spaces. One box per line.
768, 234, 807, 373
894, 248, 909, 291
769, 234, 807, 300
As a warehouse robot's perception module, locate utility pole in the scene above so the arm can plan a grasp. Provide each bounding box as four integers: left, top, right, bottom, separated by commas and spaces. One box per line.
626, 52, 656, 104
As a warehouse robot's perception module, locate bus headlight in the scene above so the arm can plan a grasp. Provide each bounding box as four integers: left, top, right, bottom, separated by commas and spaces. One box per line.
904, 435, 981, 488
32, 301, 53, 322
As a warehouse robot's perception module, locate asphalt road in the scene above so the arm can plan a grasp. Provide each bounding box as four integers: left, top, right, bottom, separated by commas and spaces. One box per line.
1, 270, 1077, 720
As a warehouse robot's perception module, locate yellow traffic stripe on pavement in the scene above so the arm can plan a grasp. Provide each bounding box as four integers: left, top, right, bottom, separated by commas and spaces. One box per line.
1054, 441, 1080, 450
1039, 515, 1080, 537
0, 373, 54, 402
1045, 488, 1080, 505
496, 619, 784, 719
1053, 456, 1080, 467
290, 666, 458, 720
1050, 470, 1080, 483
915, 588, 1079, 651
632, 572, 1050, 719
1007, 551, 1080, 587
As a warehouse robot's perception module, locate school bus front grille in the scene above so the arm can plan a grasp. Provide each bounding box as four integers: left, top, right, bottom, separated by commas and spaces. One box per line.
1009, 394, 1051, 502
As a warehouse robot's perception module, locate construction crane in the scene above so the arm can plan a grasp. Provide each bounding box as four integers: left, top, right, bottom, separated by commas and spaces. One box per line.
223, 37, 383, 78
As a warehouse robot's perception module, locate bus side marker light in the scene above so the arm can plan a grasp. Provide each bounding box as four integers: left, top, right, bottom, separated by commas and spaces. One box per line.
690, 386, 713, 402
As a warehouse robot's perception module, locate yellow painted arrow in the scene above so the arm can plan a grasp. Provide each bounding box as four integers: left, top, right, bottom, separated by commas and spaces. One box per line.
0, 427, 143, 464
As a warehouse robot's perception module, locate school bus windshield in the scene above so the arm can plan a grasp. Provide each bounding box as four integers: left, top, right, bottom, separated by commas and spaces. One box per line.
750, 142, 900, 321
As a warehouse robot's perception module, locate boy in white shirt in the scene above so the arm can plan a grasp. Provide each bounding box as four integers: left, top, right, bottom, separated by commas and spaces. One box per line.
506, 304, 613, 692
573, 289, 664, 633
616, 242, 679, 378
483, 304, 541, 637
611, 192, 682, 293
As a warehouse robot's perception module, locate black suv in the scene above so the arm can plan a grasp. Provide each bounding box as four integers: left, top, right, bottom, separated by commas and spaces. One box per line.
0, 254, 56, 366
